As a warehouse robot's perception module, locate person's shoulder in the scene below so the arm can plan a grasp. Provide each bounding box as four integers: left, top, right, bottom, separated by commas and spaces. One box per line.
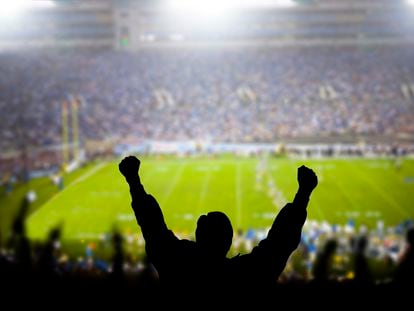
179, 238, 196, 246
228, 252, 254, 267
175, 238, 197, 252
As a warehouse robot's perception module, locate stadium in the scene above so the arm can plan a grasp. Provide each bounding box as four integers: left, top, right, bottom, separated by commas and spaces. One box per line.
0, 0, 414, 304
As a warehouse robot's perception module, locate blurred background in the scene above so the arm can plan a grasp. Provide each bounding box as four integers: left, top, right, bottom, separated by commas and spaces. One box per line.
0, 0, 414, 289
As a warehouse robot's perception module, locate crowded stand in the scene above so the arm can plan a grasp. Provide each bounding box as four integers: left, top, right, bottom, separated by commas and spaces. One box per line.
1, 0, 414, 305
1, 45, 414, 177
1, 45, 413, 151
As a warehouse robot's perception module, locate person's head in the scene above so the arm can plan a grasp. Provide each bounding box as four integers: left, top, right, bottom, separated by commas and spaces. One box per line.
356, 235, 368, 253
195, 211, 233, 258
406, 227, 414, 246
323, 238, 338, 255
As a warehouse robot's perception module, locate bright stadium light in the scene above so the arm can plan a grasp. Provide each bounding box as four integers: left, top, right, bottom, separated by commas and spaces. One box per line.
270, 0, 297, 8
0, 1, 29, 16
0, 0, 56, 17
407, 0, 414, 6
166, 0, 297, 20
167, 0, 233, 20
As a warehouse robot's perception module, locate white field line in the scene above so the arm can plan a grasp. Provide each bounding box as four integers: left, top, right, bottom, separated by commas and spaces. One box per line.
159, 163, 186, 206
196, 171, 212, 216
345, 162, 409, 218
236, 162, 242, 229
28, 163, 108, 219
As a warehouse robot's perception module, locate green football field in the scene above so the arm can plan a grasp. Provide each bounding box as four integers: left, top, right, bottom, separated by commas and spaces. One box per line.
24, 156, 414, 243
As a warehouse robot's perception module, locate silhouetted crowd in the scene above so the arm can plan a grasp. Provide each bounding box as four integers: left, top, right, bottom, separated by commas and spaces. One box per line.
0, 197, 413, 306
2, 45, 414, 306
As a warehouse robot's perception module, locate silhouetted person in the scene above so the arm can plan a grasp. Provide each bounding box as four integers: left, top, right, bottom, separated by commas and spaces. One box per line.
351, 235, 373, 286
119, 155, 318, 303
8, 197, 32, 274
312, 238, 337, 283
393, 227, 414, 286
111, 230, 124, 280
37, 225, 62, 279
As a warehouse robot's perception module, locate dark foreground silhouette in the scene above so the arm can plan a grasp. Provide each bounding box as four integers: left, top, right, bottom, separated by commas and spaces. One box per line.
119, 155, 318, 304
1, 158, 413, 308
394, 227, 414, 285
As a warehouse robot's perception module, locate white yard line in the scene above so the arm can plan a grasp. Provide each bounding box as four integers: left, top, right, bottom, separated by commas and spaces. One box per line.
266, 175, 288, 209
345, 162, 408, 218
29, 163, 108, 219
196, 171, 212, 216
71, 162, 107, 185
329, 175, 360, 211
159, 163, 186, 206
236, 162, 242, 229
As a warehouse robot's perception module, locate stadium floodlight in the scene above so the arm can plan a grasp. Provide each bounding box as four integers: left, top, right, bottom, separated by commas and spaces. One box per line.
0, 0, 56, 17
270, 0, 297, 8
167, 0, 234, 20
166, 0, 297, 20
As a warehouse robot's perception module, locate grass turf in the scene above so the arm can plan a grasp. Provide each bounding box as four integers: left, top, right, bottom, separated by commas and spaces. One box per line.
18, 155, 414, 244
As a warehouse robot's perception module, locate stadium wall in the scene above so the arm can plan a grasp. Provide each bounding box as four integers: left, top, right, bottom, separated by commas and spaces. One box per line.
113, 140, 414, 158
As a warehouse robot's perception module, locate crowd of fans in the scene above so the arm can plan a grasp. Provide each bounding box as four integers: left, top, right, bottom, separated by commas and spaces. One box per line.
1, 45, 414, 303
1, 45, 413, 153
0, 196, 413, 303
1, 45, 414, 178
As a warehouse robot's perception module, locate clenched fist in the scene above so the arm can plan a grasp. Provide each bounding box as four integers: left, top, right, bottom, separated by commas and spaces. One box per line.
119, 156, 141, 182
297, 165, 318, 195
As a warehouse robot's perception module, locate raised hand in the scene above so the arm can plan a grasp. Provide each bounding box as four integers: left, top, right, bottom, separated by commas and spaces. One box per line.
119, 155, 141, 183
297, 165, 318, 195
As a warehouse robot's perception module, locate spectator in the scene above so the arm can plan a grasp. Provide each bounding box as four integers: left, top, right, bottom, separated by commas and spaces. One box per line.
119, 155, 318, 305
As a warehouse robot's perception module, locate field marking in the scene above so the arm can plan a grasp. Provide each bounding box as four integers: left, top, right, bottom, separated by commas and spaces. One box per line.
196, 171, 212, 216
173, 213, 195, 220
236, 162, 242, 229
266, 175, 288, 209
345, 162, 409, 218
72, 163, 107, 185
140, 163, 171, 184
159, 163, 186, 207
328, 175, 360, 211
259, 158, 288, 210
117, 214, 136, 221
28, 162, 109, 219
253, 212, 276, 219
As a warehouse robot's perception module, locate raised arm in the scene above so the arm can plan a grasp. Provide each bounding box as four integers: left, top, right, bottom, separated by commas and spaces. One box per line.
119, 156, 173, 249
250, 165, 318, 279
